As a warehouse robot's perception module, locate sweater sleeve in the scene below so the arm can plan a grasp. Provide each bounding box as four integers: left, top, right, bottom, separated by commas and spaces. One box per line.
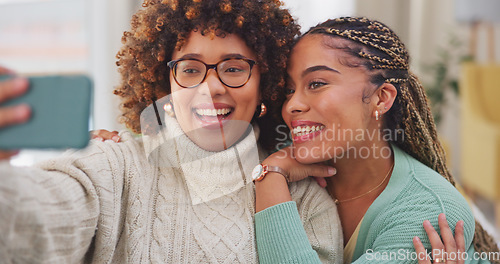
255, 179, 343, 264
0, 141, 125, 263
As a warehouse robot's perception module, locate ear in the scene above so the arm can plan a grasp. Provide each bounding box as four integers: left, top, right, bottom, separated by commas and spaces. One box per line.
374, 82, 397, 116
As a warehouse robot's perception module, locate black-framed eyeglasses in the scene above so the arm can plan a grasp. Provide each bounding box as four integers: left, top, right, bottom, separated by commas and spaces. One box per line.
167, 58, 256, 88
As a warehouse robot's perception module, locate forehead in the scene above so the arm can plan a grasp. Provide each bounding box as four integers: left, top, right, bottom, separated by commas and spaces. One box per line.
289, 35, 344, 70
173, 30, 257, 60
288, 34, 370, 80
292, 34, 356, 58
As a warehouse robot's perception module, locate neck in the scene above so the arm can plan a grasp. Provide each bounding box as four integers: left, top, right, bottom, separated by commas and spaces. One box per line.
326, 141, 394, 201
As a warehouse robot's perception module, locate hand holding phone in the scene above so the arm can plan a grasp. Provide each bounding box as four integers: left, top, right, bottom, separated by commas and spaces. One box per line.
0, 67, 31, 159
0, 73, 92, 150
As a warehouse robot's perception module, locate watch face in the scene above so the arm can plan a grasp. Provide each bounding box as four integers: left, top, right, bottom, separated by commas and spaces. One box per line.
252, 164, 263, 181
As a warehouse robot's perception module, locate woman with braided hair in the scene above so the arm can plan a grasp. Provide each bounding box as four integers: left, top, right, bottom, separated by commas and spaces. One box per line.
255, 17, 499, 263
0, 0, 348, 263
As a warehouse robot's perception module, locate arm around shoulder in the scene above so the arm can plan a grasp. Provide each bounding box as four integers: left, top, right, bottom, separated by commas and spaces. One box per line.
255, 201, 322, 264
255, 179, 343, 264
292, 179, 343, 263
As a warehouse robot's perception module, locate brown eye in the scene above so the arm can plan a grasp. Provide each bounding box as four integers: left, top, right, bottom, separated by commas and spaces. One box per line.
308, 81, 327, 90
284, 87, 295, 96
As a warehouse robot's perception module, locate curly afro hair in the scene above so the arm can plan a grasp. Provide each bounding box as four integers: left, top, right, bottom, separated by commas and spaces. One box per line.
114, 0, 300, 150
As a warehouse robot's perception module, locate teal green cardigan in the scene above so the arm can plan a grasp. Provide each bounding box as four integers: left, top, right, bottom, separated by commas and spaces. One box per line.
255, 145, 490, 263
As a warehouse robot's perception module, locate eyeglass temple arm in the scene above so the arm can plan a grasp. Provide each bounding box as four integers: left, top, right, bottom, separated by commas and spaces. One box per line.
152, 101, 163, 126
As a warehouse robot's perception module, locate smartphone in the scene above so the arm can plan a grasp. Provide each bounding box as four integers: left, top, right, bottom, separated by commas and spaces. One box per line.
0, 74, 92, 149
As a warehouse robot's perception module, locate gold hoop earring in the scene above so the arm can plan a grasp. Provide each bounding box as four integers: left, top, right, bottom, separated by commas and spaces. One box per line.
258, 103, 267, 118
164, 101, 175, 117
375, 110, 380, 121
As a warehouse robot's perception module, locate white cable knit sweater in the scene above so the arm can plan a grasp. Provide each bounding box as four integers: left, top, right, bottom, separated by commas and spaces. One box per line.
0, 117, 342, 264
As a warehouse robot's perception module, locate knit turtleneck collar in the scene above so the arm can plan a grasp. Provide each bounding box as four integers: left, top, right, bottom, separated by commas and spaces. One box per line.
142, 114, 260, 205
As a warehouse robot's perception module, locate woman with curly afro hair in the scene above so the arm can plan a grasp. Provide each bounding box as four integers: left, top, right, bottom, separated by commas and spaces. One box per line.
115, 0, 297, 151
0, 0, 344, 263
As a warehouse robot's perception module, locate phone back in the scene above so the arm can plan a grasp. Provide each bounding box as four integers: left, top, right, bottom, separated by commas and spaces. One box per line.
0, 75, 92, 149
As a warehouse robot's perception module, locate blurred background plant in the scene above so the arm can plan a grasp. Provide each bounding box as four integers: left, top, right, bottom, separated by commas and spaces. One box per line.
424, 33, 472, 125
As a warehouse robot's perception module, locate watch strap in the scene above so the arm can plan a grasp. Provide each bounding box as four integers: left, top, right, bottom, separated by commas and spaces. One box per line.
264, 165, 290, 182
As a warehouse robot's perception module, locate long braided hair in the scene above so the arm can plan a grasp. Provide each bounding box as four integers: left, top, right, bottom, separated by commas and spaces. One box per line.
304, 17, 499, 258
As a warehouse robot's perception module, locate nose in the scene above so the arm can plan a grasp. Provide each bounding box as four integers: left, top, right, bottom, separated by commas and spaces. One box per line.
198, 69, 227, 98
284, 91, 310, 115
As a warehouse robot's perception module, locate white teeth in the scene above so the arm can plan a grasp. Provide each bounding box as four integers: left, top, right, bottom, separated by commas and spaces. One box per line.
293, 125, 325, 137
195, 108, 232, 116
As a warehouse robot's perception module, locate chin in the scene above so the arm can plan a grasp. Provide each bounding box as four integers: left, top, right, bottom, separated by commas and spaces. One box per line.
187, 132, 236, 152
186, 122, 250, 151
194, 139, 228, 152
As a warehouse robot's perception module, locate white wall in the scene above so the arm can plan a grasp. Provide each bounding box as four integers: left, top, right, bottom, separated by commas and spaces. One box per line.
86, 0, 141, 132
282, 0, 355, 32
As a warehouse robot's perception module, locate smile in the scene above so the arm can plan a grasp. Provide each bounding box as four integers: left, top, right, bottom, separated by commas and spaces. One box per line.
291, 121, 325, 143
194, 108, 232, 117
292, 125, 325, 137
192, 103, 234, 129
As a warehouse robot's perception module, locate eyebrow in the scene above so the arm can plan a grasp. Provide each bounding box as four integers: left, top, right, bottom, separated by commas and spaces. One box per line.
221, 53, 247, 60
177, 53, 202, 60
302, 65, 340, 77
176, 53, 248, 60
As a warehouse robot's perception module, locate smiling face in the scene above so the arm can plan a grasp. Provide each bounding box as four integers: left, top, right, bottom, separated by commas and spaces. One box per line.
282, 34, 380, 164
170, 31, 261, 151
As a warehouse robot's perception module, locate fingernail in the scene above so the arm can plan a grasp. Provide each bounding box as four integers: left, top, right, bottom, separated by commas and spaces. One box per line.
413, 236, 420, 242
15, 104, 30, 119
328, 167, 336, 175
112, 136, 120, 143
95, 137, 104, 142
13, 78, 28, 92
459, 220, 464, 228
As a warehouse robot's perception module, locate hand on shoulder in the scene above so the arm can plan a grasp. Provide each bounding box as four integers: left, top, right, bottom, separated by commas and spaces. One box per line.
91, 129, 121, 143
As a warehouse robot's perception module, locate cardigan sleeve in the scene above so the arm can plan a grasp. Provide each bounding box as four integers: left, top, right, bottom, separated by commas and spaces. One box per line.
351, 176, 479, 263
255, 201, 321, 264
255, 179, 343, 264
0, 141, 127, 263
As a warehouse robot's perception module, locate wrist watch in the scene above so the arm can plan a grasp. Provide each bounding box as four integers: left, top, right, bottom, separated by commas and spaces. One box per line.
252, 164, 289, 182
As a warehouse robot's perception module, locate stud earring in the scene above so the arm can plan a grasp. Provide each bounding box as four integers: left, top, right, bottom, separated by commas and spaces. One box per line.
375, 110, 380, 121
258, 102, 267, 118
164, 101, 175, 117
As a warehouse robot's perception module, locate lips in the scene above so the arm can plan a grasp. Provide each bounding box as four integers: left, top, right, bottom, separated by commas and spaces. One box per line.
192, 103, 234, 129
291, 120, 325, 143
